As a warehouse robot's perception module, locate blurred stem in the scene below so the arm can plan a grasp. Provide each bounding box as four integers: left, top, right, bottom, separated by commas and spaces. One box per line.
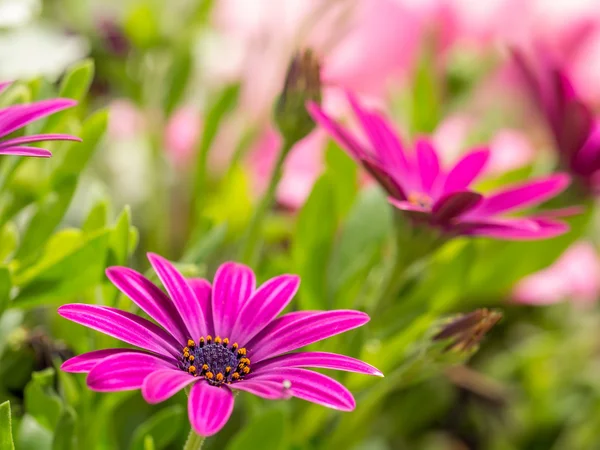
239, 139, 293, 265
183, 429, 205, 450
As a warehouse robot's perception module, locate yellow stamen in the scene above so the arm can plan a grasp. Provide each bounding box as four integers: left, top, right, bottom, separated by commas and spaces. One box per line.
188, 366, 196, 374
205, 372, 214, 380
187, 339, 195, 348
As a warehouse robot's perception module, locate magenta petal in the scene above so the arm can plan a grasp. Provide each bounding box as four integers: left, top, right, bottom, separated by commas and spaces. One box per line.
106, 267, 188, 344
147, 253, 208, 341
188, 278, 214, 337
474, 174, 570, 216
87, 353, 171, 392
415, 138, 440, 194
61, 349, 140, 373
229, 380, 293, 400
442, 148, 490, 193
0, 146, 52, 157
246, 368, 355, 411
361, 158, 406, 199
306, 101, 367, 160
432, 191, 482, 222
58, 304, 180, 358
142, 369, 197, 404
211, 262, 256, 339
247, 310, 370, 363
231, 274, 300, 346
188, 381, 234, 437
0, 133, 81, 149
253, 352, 383, 377
0, 99, 77, 138
0, 81, 12, 95
464, 218, 569, 240
387, 198, 432, 222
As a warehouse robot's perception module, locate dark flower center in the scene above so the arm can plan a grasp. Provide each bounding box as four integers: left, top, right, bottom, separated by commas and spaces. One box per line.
179, 336, 251, 386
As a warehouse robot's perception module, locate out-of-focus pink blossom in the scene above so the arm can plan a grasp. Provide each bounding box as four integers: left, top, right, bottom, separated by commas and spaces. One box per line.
108, 100, 145, 139
513, 241, 600, 306
164, 106, 202, 167
248, 128, 325, 210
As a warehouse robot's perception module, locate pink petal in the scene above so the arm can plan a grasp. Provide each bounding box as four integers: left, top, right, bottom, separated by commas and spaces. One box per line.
246, 368, 355, 411
473, 174, 570, 216
0, 134, 81, 149
0, 81, 12, 95
230, 274, 300, 346
246, 310, 370, 363
0, 146, 52, 157
361, 157, 406, 200
188, 278, 214, 337
142, 368, 198, 403
87, 352, 171, 392
106, 267, 188, 344
432, 191, 482, 222
415, 138, 440, 194
253, 351, 383, 377
58, 304, 180, 358
442, 148, 490, 193
461, 218, 569, 240
61, 349, 142, 373
387, 198, 432, 222
211, 262, 256, 339
0, 99, 77, 138
229, 380, 293, 400
188, 381, 235, 437
147, 253, 208, 341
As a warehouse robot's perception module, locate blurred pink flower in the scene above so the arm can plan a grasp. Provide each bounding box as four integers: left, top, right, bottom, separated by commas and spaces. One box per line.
513, 241, 600, 306
108, 100, 145, 139
164, 106, 201, 167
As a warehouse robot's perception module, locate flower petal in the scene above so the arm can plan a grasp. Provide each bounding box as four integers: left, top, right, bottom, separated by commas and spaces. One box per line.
432, 191, 482, 222
247, 310, 370, 363
231, 274, 300, 346
361, 158, 406, 200
473, 174, 570, 216
188, 278, 214, 337
106, 267, 188, 343
415, 138, 440, 194
0, 133, 81, 149
58, 304, 180, 357
61, 349, 141, 373
211, 262, 256, 339
0, 146, 51, 157
442, 148, 490, 193
147, 253, 208, 341
0, 99, 77, 138
464, 218, 569, 240
229, 380, 292, 400
306, 101, 367, 160
253, 352, 383, 377
142, 369, 197, 404
188, 381, 234, 437
87, 352, 171, 392
387, 198, 432, 222
0, 81, 12, 95
246, 368, 355, 411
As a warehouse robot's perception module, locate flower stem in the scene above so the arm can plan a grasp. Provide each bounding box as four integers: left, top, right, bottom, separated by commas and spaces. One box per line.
183, 429, 205, 450
239, 139, 293, 265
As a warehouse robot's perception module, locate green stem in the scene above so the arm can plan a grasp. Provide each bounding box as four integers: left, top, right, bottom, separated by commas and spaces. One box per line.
239, 139, 293, 265
183, 429, 205, 450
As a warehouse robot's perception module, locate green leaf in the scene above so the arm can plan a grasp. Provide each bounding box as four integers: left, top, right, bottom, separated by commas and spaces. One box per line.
164, 47, 193, 115
24, 369, 63, 431
143, 436, 155, 450
325, 142, 358, 218
0, 267, 11, 316
410, 48, 442, 135
0, 83, 31, 107
130, 405, 184, 450
0, 401, 15, 450
182, 223, 228, 264
109, 206, 133, 266
329, 187, 392, 308
225, 408, 288, 450
82, 199, 109, 233
51, 408, 76, 450
293, 175, 337, 310
14, 230, 110, 307
16, 415, 52, 450
124, 3, 161, 48
58, 59, 94, 101
0, 222, 18, 262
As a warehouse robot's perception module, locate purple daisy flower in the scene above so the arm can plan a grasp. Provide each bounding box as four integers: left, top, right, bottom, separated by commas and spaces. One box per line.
307, 93, 572, 240
0, 81, 81, 157
513, 49, 600, 194
58, 254, 381, 437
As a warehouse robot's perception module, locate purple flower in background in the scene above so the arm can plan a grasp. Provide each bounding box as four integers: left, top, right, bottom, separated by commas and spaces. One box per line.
308, 93, 572, 240
59, 254, 380, 437
0, 82, 80, 157
513, 48, 600, 194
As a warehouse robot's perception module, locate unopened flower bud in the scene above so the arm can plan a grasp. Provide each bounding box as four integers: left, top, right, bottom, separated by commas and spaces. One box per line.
433, 309, 502, 352
275, 49, 322, 145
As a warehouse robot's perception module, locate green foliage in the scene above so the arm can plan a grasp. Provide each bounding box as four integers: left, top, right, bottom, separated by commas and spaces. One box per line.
0, 401, 15, 450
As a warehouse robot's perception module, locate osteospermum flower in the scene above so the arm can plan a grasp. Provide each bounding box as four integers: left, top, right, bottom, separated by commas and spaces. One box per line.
0, 81, 80, 157
308, 93, 572, 240
513, 48, 600, 194
59, 254, 381, 436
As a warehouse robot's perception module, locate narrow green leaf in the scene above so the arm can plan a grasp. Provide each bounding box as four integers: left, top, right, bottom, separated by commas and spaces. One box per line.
58, 59, 95, 101
24, 369, 63, 431
0, 222, 18, 262
123, 3, 161, 48
109, 206, 133, 266
129, 405, 184, 450
0, 401, 15, 450
164, 47, 192, 115
0, 267, 11, 316
143, 436, 155, 450
51, 408, 76, 450
410, 48, 442, 135
82, 199, 109, 233
225, 408, 288, 450
182, 223, 228, 264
